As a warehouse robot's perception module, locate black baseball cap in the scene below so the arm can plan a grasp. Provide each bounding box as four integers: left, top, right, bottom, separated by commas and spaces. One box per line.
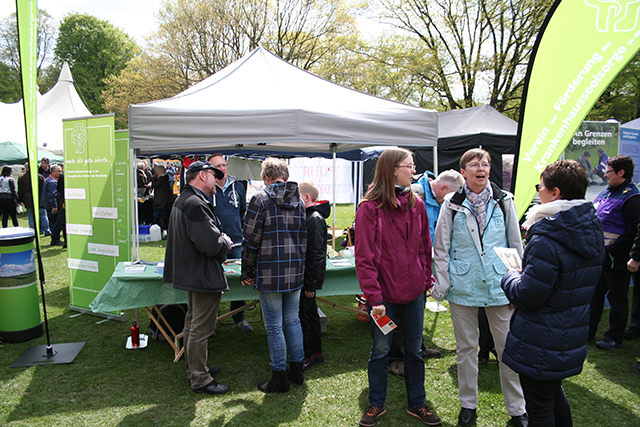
187, 161, 224, 179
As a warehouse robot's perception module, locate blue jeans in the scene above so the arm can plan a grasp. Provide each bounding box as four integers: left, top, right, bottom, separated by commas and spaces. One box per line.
27, 207, 50, 233
259, 289, 304, 372
368, 293, 426, 408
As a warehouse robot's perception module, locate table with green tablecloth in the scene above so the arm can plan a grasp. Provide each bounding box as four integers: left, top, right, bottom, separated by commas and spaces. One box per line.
90, 258, 361, 361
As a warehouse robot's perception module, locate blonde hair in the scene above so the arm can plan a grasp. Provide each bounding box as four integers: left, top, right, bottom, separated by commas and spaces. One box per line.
361, 147, 416, 209
299, 181, 319, 201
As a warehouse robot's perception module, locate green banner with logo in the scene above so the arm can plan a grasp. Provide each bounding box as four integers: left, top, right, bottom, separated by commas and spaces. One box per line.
63, 115, 131, 312
16, 0, 40, 228
513, 0, 640, 217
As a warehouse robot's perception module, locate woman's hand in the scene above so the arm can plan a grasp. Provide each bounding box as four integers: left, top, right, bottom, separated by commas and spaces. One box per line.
371, 304, 386, 317
628, 258, 640, 273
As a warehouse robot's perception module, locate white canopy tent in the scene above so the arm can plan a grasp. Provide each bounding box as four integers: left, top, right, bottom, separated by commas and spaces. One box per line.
128, 47, 438, 255
128, 47, 438, 157
0, 62, 91, 153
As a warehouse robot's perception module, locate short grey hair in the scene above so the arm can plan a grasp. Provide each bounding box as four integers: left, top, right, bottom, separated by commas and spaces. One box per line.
50, 164, 61, 173
436, 169, 464, 189
137, 162, 146, 170
261, 157, 289, 182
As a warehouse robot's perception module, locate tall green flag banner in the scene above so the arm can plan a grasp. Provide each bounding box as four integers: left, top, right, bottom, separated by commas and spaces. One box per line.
63, 115, 131, 316
513, 0, 640, 218
16, 0, 40, 229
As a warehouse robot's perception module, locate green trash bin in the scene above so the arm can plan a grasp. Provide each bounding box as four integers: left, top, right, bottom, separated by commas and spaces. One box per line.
0, 227, 42, 343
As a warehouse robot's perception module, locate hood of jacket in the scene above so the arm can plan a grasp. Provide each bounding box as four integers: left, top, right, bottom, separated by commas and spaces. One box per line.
307, 200, 331, 219
526, 202, 603, 260
266, 181, 302, 209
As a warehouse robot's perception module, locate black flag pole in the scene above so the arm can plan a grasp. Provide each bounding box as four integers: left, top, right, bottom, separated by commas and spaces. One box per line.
10, 0, 84, 368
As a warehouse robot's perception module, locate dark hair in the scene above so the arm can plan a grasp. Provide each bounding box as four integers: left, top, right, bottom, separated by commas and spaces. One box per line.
607, 155, 634, 179
541, 160, 588, 200
584, 151, 591, 157
361, 147, 416, 209
1, 166, 11, 177
459, 148, 491, 170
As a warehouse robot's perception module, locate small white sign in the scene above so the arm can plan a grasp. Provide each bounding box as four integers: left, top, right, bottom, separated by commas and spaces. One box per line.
67, 223, 93, 236
68, 258, 99, 273
88, 243, 119, 257
65, 188, 86, 200
93, 207, 118, 219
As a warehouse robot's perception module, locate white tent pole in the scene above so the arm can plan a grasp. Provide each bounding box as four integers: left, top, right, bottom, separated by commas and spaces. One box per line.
332, 144, 337, 249
433, 146, 439, 175
132, 149, 139, 261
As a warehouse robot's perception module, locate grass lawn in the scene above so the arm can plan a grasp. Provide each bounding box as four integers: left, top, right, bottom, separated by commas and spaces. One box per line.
1, 208, 640, 426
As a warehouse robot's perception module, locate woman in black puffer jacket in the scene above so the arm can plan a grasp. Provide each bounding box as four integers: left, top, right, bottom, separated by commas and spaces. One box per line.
501, 160, 605, 427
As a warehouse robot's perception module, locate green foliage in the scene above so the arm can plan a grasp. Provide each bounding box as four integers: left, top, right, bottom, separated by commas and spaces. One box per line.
588, 52, 640, 123
54, 13, 139, 114
0, 62, 21, 103
1, 213, 640, 426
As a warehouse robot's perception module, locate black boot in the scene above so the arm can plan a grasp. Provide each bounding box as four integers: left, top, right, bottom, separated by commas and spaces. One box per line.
288, 361, 304, 385
257, 369, 290, 393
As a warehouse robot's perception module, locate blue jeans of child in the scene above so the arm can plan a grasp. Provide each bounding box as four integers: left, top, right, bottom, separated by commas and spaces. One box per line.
259, 289, 304, 372
368, 293, 426, 409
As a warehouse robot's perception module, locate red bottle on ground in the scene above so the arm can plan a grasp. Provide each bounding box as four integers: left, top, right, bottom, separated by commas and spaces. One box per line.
131, 322, 140, 347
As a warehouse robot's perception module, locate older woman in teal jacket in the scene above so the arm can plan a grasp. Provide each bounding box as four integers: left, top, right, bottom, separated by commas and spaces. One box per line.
433, 149, 527, 427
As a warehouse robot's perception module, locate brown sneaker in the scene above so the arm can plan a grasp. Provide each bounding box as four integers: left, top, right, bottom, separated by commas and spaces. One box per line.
387, 360, 404, 378
407, 406, 442, 425
360, 405, 387, 427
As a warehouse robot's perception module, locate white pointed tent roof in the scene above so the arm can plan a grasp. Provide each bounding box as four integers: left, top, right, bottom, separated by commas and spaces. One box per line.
0, 62, 91, 153
37, 62, 92, 151
437, 105, 518, 138
129, 47, 438, 156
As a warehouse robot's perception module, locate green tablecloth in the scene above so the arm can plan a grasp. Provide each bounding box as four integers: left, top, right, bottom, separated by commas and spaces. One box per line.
90, 258, 360, 313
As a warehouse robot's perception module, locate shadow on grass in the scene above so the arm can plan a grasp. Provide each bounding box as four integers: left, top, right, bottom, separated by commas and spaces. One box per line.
565, 379, 640, 426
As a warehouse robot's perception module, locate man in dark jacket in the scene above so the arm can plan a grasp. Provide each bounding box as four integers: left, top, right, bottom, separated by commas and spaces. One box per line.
589, 155, 640, 349
163, 160, 232, 395
40, 165, 63, 246
208, 154, 251, 332
298, 181, 330, 370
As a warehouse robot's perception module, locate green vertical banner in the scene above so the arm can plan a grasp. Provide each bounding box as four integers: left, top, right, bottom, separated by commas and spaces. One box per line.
63, 115, 131, 314
15, 0, 40, 228
513, 0, 640, 218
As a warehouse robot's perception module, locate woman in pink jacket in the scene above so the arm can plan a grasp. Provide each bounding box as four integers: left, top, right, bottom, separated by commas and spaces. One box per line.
355, 147, 441, 427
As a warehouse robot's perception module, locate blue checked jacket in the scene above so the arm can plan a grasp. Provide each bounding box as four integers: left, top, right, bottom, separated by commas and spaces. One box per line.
241, 181, 307, 293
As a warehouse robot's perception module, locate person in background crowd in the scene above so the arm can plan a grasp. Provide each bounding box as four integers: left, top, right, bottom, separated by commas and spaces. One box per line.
0, 166, 19, 228
355, 147, 441, 427
136, 161, 153, 225
593, 148, 609, 184
208, 154, 251, 333
163, 160, 232, 395
241, 157, 306, 393
502, 160, 604, 427
18, 163, 50, 236
151, 165, 173, 231
626, 218, 640, 342
298, 180, 330, 370
414, 169, 465, 242
576, 151, 596, 184
433, 148, 527, 427
41, 165, 64, 246
38, 157, 50, 179
56, 167, 67, 248
589, 155, 640, 349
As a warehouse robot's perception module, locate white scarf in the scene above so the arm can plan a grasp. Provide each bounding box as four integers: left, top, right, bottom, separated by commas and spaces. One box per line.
522, 199, 588, 230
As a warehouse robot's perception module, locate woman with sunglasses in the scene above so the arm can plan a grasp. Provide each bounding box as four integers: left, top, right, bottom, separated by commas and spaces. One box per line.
501, 160, 604, 426
432, 148, 527, 426
355, 147, 441, 426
